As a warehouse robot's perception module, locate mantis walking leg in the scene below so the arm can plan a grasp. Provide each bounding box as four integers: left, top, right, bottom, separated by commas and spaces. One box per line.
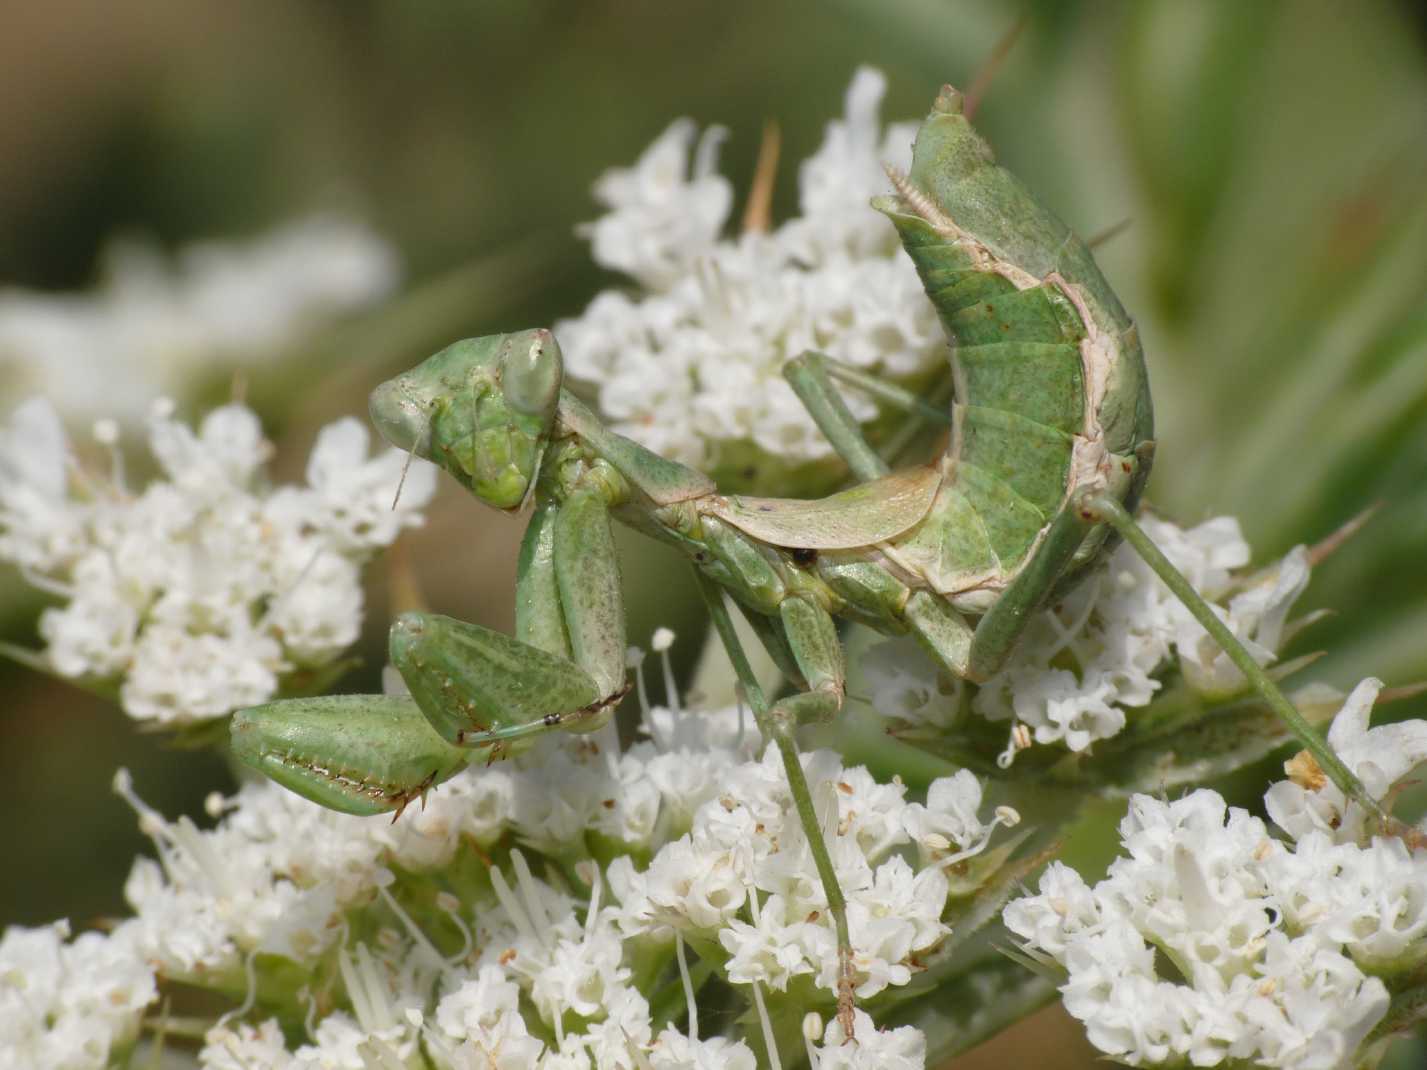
783, 350, 953, 482
963, 489, 1395, 830
694, 573, 859, 1037
773, 595, 846, 726
740, 609, 810, 689
964, 506, 1099, 682
787, 351, 953, 431
1081, 494, 1391, 827
782, 351, 890, 482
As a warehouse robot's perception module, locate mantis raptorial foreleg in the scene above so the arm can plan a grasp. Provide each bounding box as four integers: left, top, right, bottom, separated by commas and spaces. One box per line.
784, 350, 952, 465
1081, 493, 1389, 826
231, 693, 471, 818
236, 470, 630, 814
393, 488, 628, 752
782, 351, 891, 482
514, 499, 575, 658
387, 612, 610, 753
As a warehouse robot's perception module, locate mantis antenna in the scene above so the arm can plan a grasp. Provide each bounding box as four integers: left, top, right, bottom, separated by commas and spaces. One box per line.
390, 409, 433, 511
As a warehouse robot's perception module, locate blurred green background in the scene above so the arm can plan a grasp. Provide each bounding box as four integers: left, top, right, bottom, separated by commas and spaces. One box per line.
2, 2, 1425, 1065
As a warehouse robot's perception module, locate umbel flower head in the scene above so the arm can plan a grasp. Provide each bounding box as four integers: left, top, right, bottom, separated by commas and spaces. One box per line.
1004, 679, 1427, 1069
0, 396, 436, 725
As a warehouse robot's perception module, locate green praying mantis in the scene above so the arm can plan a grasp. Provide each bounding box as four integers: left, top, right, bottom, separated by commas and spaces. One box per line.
233, 85, 1388, 1031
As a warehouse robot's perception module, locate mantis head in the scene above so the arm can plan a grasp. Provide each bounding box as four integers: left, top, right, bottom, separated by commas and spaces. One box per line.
370, 328, 564, 510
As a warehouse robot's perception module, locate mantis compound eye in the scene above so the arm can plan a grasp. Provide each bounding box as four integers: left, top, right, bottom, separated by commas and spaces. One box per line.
502, 328, 563, 419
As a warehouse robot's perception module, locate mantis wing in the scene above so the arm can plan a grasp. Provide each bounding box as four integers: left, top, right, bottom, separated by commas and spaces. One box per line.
708, 466, 941, 549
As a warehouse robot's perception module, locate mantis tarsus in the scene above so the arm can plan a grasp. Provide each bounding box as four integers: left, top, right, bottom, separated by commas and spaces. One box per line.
233, 84, 1384, 1034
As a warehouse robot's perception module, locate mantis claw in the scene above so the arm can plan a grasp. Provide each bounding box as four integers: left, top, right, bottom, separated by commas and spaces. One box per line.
388, 768, 441, 824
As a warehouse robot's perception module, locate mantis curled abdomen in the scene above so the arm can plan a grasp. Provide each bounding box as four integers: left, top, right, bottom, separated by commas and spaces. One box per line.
872, 86, 1153, 618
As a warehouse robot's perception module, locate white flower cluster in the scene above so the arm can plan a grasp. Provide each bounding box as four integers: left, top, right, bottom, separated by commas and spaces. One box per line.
862, 515, 1312, 753
0, 216, 399, 425
28, 640, 998, 1067
611, 750, 994, 1002
0, 396, 435, 724
1004, 680, 1427, 1069
555, 67, 943, 471
0, 920, 156, 1070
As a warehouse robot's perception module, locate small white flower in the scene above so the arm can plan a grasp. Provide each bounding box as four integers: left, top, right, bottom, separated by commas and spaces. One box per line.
1264, 827, 1427, 976
0, 398, 84, 571
1102, 791, 1277, 984
719, 894, 818, 990
1227, 932, 1390, 1070
1000, 861, 1100, 961
647, 1028, 758, 1069
149, 401, 270, 492
830, 764, 912, 860
902, 770, 992, 861
580, 119, 733, 290
430, 964, 547, 1067
288, 416, 438, 552
630, 835, 749, 933
200, 1019, 294, 1070
568, 985, 655, 1069
860, 635, 958, 727
1265, 677, 1427, 844
814, 1008, 927, 1069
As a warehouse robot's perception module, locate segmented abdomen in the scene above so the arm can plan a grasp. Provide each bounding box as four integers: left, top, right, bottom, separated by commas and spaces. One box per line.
874, 86, 1154, 607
